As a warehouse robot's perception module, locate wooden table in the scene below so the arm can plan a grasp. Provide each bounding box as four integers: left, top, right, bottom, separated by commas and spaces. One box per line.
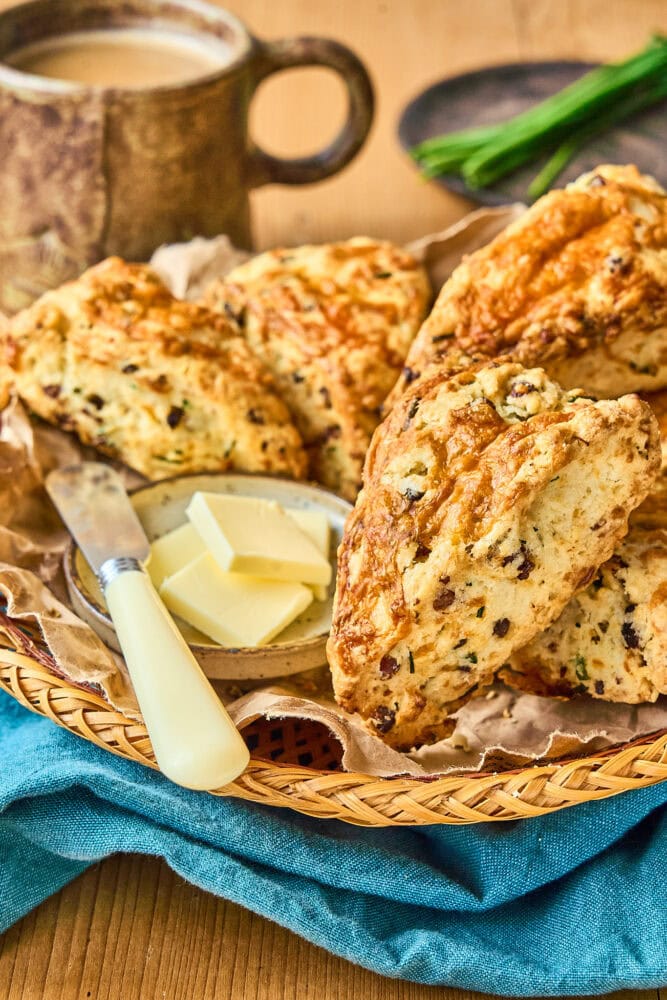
1, 0, 666, 997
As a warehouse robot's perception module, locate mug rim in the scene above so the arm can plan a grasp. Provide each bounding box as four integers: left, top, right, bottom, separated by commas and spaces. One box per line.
0, 0, 254, 96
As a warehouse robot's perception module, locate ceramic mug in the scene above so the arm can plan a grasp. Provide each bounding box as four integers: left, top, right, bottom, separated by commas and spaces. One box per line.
0, 0, 374, 311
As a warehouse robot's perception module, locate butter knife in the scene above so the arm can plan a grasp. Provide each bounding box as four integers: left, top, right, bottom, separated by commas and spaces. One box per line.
46, 462, 250, 790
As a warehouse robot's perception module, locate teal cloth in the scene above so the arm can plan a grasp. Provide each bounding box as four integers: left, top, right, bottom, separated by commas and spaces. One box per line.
1, 689, 666, 994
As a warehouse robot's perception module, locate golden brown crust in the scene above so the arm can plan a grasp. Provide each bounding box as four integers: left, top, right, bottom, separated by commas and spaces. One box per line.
390, 165, 667, 405
2, 258, 307, 481
327, 359, 660, 750
631, 389, 667, 525
204, 238, 431, 499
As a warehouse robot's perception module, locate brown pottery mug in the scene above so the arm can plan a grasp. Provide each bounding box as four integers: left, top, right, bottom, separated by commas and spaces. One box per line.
0, 0, 374, 311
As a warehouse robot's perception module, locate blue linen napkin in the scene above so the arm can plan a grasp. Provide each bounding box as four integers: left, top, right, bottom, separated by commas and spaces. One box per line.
1, 688, 665, 994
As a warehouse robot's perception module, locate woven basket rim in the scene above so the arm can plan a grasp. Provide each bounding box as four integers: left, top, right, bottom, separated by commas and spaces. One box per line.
1, 648, 666, 826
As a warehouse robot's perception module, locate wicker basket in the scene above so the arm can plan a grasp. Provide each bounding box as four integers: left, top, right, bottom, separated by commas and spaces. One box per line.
1, 632, 666, 827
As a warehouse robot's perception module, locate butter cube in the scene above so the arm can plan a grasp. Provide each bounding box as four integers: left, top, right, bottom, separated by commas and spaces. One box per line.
146, 522, 205, 589
186, 492, 331, 587
160, 552, 313, 647
285, 509, 330, 602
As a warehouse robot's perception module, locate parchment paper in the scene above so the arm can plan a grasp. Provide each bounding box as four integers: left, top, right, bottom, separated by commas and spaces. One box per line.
1, 207, 665, 778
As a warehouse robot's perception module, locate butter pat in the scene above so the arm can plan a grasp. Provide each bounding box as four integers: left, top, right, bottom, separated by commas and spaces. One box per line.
186, 492, 332, 587
146, 522, 205, 589
160, 552, 313, 647
285, 508, 330, 601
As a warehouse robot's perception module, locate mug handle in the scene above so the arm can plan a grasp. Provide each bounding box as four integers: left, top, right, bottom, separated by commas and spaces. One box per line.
247, 36, 374, 187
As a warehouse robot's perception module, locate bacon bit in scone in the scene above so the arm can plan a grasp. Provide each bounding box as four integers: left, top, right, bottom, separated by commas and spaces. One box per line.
516, 543, 535, 580
149, 374, 170, 393
122, 363, 139, 374
508, 380, 537, 397
598, 620, 609, 633
493, 618, 510, 637
379, 655, 400, 679
403, 397, 421, 430
87, 393, 104, 410
433, 583, 456, 610
621, 621, 640, 649
247, 408, 265, 425
167, 405, 184, 429
414, 543, 431, 562
594, 679, 605, 694
403, 487, 425, 503
371, 705, 396, 734
42, 384, 61, 398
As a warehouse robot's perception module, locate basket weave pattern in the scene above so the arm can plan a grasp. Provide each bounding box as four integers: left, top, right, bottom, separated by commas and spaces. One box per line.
2, 630, 666, 826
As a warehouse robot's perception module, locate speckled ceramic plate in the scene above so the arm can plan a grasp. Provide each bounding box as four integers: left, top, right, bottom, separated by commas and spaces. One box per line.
64, 472, 352, 680
399, 60, 667, 205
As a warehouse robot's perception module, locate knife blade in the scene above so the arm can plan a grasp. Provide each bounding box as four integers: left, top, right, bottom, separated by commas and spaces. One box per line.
46, 462, 149, 574
45, 462, 250, 791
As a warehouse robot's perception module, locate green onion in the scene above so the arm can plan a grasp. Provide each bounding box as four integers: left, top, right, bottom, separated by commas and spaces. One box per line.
527, 73, 667, 199
411, 35, 667, 199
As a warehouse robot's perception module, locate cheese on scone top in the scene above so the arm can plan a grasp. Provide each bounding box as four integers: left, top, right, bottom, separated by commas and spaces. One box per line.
204, 238, 431, 500
389, 165, 667, 407
2, 258, 306, 481
327, 359, 660, 750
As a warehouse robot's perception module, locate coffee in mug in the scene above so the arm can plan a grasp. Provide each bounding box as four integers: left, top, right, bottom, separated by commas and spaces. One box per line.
6, 28, 233, 89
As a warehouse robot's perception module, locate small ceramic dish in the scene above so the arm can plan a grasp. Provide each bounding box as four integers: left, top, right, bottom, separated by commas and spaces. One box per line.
64, 472, 352, 680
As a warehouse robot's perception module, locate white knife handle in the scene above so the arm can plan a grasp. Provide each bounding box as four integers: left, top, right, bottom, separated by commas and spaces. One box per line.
102, 564, 250, 790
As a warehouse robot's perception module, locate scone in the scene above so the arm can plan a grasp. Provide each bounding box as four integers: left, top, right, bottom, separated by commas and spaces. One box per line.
3, 258, 307, 481
505, 388, 667, 702
204, 238, 431, 499
625, 390, 667, 527
505, 519, 667, 704
389, 165, 667, 406
327, 359, 660, 750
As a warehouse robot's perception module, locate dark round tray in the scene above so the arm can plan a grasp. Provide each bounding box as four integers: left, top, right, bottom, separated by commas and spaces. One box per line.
398, 60, 667, 205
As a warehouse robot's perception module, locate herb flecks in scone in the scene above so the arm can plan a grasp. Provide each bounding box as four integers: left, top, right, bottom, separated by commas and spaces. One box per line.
204, 238, 430, 500
327, 359, 660, 750
3, 258, 306, 481
506, 518, 667, 704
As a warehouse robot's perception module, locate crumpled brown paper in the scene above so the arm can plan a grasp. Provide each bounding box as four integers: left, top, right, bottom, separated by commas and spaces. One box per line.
1, 208, 666, 779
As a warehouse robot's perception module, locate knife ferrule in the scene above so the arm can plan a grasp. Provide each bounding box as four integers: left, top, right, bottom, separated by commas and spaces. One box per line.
98, 556, 144, 591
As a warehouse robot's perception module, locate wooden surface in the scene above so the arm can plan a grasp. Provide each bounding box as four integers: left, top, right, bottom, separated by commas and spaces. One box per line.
2, 0, 667, 997
0, 858, 663, 1000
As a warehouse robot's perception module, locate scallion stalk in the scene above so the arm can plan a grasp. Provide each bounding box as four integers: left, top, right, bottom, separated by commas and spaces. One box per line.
410, 35, 667, 199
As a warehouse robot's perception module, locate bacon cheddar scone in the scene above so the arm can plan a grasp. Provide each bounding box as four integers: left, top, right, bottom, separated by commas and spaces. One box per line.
2, 258, 307, 482
505, 519, 667, 704
505, 388, 667, 702
204, 238, 430, 499
327, 359, 660, 750
389, 165, 667, 406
